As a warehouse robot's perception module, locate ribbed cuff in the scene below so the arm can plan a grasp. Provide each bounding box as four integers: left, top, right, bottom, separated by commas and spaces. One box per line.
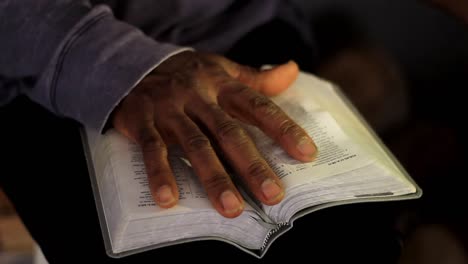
35, 5, 193, 131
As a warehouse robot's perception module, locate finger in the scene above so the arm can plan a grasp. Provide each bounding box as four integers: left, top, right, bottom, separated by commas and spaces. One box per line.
112, 95, 178, 208
186, 103, 285, 206
161, 113, 244, 218
218, 85, 317, 162
208, 54, 299, 96
136, 124, 179, 208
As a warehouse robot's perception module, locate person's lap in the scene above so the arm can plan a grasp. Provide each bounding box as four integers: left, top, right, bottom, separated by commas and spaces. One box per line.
0, 19, 402, 263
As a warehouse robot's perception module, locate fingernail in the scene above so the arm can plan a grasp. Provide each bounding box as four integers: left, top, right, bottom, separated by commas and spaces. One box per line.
220, 190, 243, 214
297, 138, 317, 158
157, 185, 175, 207
261, 179, 284, 202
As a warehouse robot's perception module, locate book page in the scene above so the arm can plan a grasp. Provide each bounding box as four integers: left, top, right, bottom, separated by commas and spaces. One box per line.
249, 72, 417, 222
95, 130, 257, 218
243, 97, 373, 189
82, 72, 419, 257
290, 74, 416, 188
100, 131, 215, 215
126, 144, 208, 208
85, 129, 271, 254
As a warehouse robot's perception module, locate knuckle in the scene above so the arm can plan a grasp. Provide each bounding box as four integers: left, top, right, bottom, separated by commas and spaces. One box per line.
227, 85, 250, 96
146, 167, 168, 179
217, 79, 240, 91
216, 120, 248, 143
279, 120, 303, 138
185, 134, 211, 152
250, 95, 280, 116
238, 65, 260, 85
138, 129, 166, 153
170, 72, 195, 88
202, 173, 231, 192
186, 54, 206, 70
246, 160, 268, 181
206, 103, 223, 112
179, 54, 218, 75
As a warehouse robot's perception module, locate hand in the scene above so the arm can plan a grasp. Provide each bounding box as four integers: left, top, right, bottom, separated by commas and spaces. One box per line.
112, 51, 317, 218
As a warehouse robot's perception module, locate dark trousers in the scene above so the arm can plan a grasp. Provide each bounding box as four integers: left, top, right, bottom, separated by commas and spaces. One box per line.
0, 19, 402, 263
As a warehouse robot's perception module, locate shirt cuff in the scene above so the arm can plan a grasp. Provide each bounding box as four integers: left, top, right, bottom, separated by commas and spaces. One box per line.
33, 5, 193, 131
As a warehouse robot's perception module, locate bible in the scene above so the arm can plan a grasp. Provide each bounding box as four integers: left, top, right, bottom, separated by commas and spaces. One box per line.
81, 71, 422, 258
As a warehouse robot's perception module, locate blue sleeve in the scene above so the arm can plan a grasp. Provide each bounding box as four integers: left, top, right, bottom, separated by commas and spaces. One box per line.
0, 1, 191, 130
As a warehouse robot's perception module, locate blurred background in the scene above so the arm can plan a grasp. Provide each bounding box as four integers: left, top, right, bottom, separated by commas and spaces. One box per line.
1, 0, 467, 263
298, 0, 468, 263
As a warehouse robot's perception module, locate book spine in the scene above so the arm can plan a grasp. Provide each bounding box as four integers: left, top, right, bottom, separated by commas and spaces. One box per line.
261, 222, 289, 250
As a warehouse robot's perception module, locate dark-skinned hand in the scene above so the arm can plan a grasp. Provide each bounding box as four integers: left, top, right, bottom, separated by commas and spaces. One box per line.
112, 51, 317, 218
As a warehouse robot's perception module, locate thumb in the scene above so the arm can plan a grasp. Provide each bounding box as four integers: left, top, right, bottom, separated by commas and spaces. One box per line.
210, 55, 300, 96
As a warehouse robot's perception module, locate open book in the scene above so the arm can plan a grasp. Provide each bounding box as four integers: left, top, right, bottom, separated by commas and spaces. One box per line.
81, 72, 422, 259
